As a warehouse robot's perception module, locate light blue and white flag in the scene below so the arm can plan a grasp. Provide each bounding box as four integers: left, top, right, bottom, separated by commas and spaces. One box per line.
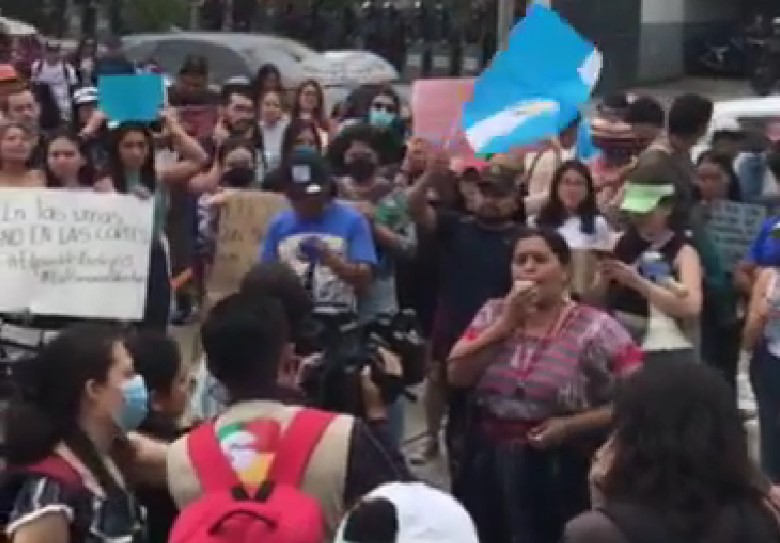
462, 3, 602, 155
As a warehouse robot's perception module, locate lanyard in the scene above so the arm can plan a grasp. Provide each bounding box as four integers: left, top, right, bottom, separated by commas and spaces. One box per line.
515, 302, 577, 377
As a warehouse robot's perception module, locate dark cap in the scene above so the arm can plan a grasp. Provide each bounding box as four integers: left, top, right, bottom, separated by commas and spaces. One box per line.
284, 148, 332, 196
478, 163, 517, 196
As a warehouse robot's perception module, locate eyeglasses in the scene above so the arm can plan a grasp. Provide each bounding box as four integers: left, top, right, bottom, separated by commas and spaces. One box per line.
372, 102, 396, 113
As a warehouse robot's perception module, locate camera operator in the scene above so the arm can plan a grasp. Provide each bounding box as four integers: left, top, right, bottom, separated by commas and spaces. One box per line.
192, 262, 402, 419
168, 286, 411, 538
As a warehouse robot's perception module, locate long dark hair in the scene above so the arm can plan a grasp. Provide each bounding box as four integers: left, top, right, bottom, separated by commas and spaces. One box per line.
43, 129, 95, 188
5, 324, 127, 493
252, 63, 282, 98
280, 118, 323, 162
291, 79, 328, 132
603, 360, 778, 541
516, 227, 572, 267
696, 150, 742, 202
536, 160, 598, 234
105, 122, 156, 194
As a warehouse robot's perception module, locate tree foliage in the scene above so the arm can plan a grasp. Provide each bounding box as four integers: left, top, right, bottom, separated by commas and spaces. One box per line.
124, 0, 189, 32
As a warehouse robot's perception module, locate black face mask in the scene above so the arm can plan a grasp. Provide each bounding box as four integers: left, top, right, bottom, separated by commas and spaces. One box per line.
346, 155, 377, 183
222, 166, 256, 188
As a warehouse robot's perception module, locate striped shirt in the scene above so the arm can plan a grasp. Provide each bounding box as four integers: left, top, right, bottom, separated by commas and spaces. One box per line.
466, 302, 642, 423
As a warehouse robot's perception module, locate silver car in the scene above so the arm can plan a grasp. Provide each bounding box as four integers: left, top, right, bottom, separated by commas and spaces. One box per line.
122, 32, 399, 90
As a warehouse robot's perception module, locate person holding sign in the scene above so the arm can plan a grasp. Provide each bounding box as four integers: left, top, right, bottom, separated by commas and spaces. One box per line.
694, 152, 743, 385
97, 116, 208, 330
261, 148, 377, 310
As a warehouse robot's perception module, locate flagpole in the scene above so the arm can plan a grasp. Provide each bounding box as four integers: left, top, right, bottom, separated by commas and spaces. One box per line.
496, 0, 513, 51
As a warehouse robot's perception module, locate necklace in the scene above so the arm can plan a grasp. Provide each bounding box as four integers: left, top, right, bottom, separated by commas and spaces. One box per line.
515, 301, 576, 377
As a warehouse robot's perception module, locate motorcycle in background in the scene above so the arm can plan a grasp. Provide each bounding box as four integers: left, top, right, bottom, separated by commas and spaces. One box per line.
749, 17, 780, 97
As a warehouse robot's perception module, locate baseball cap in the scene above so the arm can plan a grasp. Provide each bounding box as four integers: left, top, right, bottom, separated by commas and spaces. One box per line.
335, 482, 479, 543
73, 86, 98, 106
478, 163, 518, 196
620, 182, 675, 214
284, 148, 331, 196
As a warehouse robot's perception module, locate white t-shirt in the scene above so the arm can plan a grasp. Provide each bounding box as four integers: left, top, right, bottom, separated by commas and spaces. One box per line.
32, 60, 78, 121
529, 214, 612, 250
259, 117, 289, 171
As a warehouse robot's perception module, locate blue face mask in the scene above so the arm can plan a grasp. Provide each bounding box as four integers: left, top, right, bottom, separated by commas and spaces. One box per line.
115, 375, 149, 432
295, 144, 317, 154
369, 108, 395, 129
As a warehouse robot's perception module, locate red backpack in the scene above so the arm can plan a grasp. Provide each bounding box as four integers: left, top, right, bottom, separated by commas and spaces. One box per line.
169, 409, 335, 543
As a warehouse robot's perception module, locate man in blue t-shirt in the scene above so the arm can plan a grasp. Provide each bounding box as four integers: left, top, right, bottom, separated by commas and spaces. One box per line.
261, 149, 377, 309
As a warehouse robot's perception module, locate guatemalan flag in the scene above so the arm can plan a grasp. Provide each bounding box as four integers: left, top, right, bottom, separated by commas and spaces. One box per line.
462, 3, 602, 155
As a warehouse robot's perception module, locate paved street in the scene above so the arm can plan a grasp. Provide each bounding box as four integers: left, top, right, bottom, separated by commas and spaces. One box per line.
175, 75, 761, 489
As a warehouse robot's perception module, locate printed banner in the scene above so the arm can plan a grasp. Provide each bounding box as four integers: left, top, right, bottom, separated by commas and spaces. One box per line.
208, 191, 288, 295
0, 188, 153, 320
707, 201, 767, 270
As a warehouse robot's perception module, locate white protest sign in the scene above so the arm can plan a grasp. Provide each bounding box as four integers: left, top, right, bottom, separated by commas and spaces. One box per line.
0, 188, 153, 320
707, 201, 767, 270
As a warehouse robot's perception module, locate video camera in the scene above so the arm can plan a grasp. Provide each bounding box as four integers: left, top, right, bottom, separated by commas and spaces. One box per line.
297, 305, 426, 417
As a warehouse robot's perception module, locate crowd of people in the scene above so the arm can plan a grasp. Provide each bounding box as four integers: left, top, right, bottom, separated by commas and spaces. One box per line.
2, 37, 780, 543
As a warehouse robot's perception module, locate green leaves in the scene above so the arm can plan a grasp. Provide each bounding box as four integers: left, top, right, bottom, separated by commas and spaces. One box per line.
125, 0, 189, 32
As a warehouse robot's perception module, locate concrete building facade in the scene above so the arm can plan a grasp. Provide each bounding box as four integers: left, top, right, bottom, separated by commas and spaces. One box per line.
552, 0, 739, 91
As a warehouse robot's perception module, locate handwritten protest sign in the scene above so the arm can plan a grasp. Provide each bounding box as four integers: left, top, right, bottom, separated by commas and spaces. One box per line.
0, 189, 153, 319
707, 201, 767, 270
411, 78, 476, 157
208, 191, 288, 296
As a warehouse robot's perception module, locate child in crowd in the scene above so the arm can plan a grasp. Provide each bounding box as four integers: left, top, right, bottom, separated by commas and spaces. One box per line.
125, 331, 192, 543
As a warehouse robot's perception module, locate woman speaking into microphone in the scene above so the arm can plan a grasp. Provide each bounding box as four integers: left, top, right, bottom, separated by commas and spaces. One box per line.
447, 228, 642, 543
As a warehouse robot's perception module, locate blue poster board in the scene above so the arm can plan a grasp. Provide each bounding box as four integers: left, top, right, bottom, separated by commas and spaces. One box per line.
98, 74, 164, 123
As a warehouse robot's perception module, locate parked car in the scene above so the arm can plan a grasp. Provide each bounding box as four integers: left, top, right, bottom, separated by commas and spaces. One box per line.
692, 96, 780, 161
122, 32, 399, 90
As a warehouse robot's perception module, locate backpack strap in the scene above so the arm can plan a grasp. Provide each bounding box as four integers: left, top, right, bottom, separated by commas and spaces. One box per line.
23, 456, 83, 490
187, 409, 335, 493
17, 456, 90, 542
268, 409, 335, 487
187, 422, 242, 494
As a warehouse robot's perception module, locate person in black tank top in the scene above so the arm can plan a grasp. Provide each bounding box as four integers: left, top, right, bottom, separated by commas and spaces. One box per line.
608, 228, 687, 318
600, 182, 703, 364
